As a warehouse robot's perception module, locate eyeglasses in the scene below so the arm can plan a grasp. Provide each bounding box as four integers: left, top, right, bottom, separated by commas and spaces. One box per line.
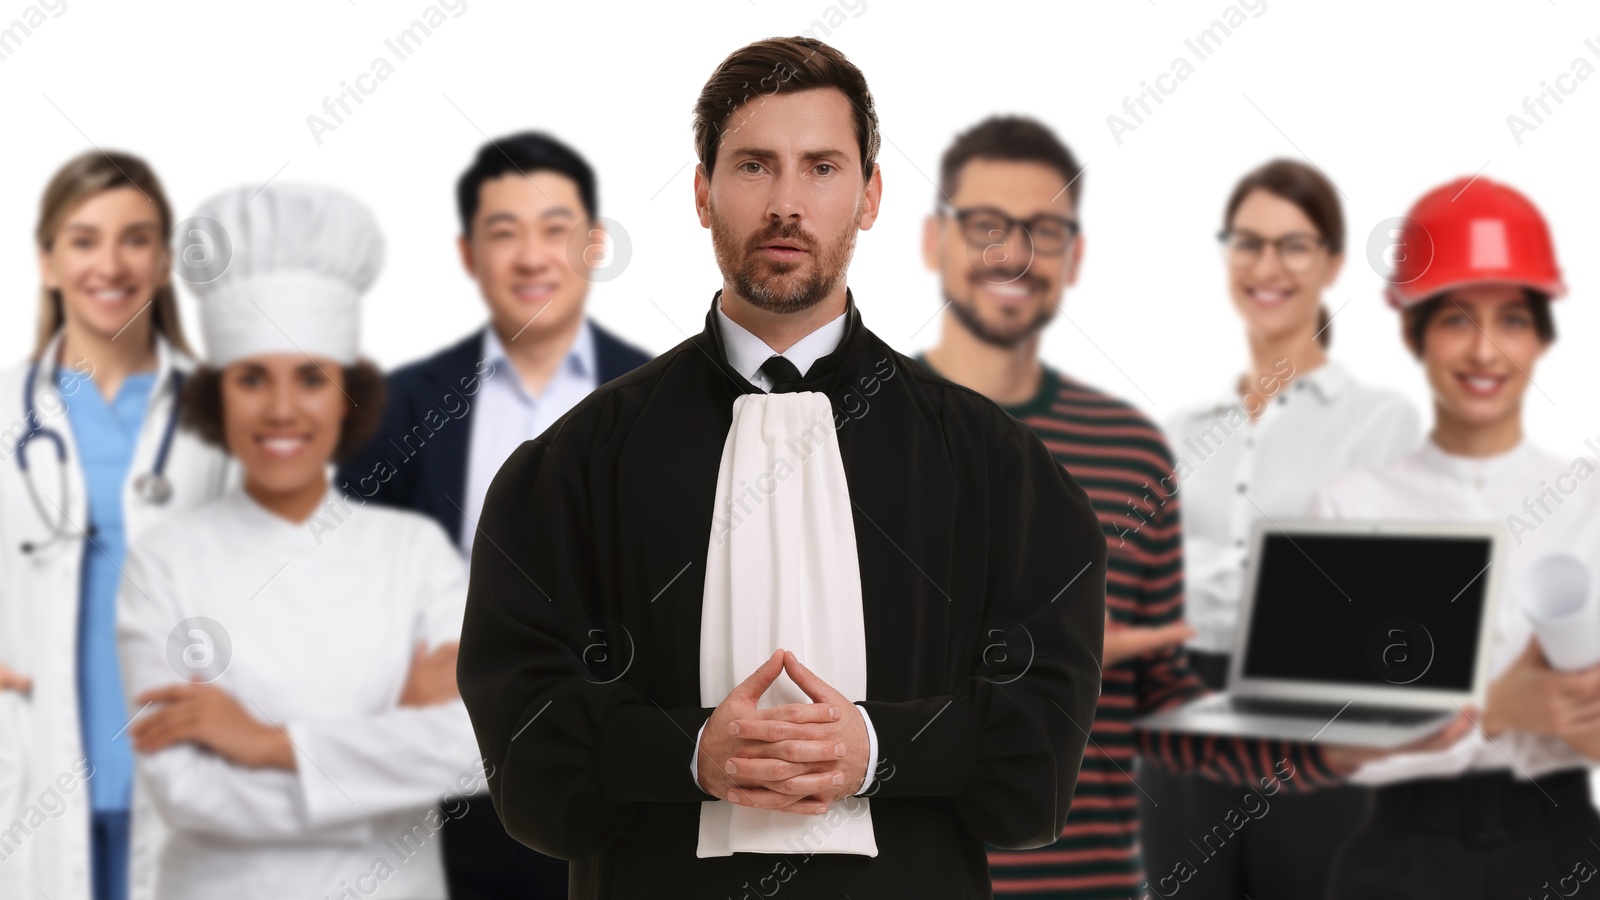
938, 203, 1080, 257
1218, 229, 1329, 274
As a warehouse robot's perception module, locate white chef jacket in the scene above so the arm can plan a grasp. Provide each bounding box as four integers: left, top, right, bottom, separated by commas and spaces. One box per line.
116, 485, 481, 899
1167, 361, 1422, 653
1308, 438, 1600, 785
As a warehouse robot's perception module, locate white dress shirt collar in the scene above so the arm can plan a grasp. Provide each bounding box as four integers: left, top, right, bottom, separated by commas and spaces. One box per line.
1183, 359, 1353, 420
481, 317, 596, 398
713, 295, 848, 391
1296, 359, 1351, 402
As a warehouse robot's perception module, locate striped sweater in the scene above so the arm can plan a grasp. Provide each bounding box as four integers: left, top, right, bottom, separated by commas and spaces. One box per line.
919, 358, 1340, 899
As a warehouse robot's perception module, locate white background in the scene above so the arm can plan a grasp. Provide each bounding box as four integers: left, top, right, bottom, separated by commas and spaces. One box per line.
2, 0, 1597, 456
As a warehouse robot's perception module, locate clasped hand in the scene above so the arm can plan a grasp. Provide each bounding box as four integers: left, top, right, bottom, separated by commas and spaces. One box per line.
696, 649, 871, 816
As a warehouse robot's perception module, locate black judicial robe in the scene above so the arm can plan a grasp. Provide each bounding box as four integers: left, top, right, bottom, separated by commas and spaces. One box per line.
457, 289, 1107, 899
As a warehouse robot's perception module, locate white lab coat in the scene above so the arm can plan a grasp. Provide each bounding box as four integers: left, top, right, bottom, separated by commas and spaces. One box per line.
116, 485, 482, 900
0, 331, 231, 900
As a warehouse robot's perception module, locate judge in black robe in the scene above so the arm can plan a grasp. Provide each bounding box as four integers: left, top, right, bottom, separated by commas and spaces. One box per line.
457, 287, 1106, 899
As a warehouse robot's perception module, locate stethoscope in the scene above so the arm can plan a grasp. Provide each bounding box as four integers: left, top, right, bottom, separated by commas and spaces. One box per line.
15, 361, 184, 555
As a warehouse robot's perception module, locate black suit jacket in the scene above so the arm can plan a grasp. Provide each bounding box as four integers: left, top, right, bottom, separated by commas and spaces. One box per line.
337, 320, 652, 544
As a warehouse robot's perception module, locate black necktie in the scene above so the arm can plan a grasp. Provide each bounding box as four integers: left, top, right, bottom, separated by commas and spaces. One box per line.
760, 355, 804, 393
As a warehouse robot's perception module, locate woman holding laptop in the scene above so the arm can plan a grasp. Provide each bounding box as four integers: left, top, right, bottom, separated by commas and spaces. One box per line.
1140, 158, 1423, 900
1309, 176, 1600, 899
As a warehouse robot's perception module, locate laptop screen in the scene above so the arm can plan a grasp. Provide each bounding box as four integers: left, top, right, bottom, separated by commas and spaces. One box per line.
1238, 531, 1493, 690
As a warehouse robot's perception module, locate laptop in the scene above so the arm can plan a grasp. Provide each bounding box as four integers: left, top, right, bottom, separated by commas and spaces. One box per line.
1134, 518, 1505, 748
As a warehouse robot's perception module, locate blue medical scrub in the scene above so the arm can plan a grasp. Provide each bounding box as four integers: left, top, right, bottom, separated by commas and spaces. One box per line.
63, 369, 156, 900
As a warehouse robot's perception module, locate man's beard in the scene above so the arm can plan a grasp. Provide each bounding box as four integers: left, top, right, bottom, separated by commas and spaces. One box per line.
710, 202, 859, 315
943, 272, 1057, 349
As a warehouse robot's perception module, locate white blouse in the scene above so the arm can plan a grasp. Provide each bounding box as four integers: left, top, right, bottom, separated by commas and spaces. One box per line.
117, 486, 482, 900
1166, 361, 1422, 654
1309, 439, 1600, 785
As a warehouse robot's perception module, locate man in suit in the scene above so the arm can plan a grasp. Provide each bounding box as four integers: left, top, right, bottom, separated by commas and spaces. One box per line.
337, 131, 651, 899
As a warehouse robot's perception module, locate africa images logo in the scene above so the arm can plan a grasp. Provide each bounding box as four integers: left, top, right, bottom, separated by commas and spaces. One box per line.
1366, 617, 1435, 685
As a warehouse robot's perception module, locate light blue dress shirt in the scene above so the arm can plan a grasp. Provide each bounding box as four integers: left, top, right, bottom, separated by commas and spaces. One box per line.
459, 321, 598, 556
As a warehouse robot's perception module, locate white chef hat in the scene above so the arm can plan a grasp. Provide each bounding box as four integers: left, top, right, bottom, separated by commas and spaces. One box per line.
185, 183, 384, 367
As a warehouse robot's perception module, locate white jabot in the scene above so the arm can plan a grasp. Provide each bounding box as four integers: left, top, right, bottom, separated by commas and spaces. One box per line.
697, 391, 877, 857
714, 298, 847, 391
1308, 438, 1600, 785
1165, 361, 1422, 653
688, 299, 880, 810
186, 183, 384, 367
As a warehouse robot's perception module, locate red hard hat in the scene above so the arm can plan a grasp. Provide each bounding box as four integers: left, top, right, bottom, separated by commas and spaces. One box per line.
1384, 176, 1565, 309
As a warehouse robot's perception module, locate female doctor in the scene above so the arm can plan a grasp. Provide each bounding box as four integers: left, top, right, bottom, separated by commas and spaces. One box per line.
114, 183, 481, 899
0, 150, 230, 900
1311, 177, 1600, 899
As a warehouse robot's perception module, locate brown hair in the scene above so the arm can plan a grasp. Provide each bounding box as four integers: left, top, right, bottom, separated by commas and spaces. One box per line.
33, 150, 193, 359
1223, 159, 1344, 349
181, 360, 387, 464
1402, 290, 1557, 357
939, 115, 1085, 210
692, 37, 880, 183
